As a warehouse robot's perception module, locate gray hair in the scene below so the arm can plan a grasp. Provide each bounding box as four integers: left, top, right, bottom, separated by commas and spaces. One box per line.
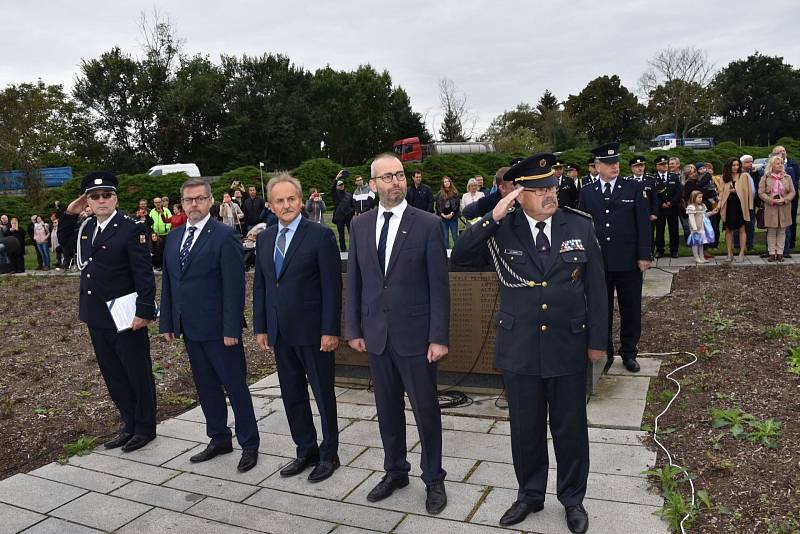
668, 156, 680, 165
763, 155, 786, 176
266, 172, 302, 201
467, 178, 478, 188
180, 178, 211, 197
740, 154, 753, 162
370, 153, 401, 178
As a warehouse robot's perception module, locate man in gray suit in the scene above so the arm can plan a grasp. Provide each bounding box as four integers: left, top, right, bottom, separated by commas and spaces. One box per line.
345, 153, 450, 515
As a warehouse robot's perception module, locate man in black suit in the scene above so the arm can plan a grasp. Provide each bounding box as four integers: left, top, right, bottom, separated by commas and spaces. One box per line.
160, 178, 260, 473
579, 158, 599, 189
653, 155, 682, 258
253, 173, 342, 482
345, 153, 450, 515
405, 170, 435, 212
452, 154, 607, 534
553, 161, 579, 209
59, 172, 158, 452
579, 143, 651, 374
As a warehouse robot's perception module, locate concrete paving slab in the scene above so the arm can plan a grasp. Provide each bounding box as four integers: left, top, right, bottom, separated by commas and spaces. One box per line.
488, 423, 646, 447
163, 446, 285, 485
110, 480, 204, 512
335, 388, 379, 406
441, 395, 510, 419
435, 429, 511, 463
116, 507, 259, 534
268, 396, 378, 420
68, 453, 179, 485
441, 413, 496, 433
256, 410, 353, 437
347, 447, 477, 482
586, 393, 646, 430
0, 502, 46, 533
175, 397, 275, 424
466, 461, 662, 506
187, 497, 335, 534
328, 527, 384, 534
50, 492, 151, 532
592, 375, 651, 400
96, 434, 199, 466
0, 473, 87, 513
257, 431, 367, 465
30, 463, 129, 494
344, 471, 486, 521
642, 270, 673, 298
20, 517, 103, 533
339, 419, 420, 450
606, 356, 661, 377
260, 464, 372, 501
470, 486, 667, 533
156, 417, 210, 444
393, 513, 517, 534
244, 487, 405, 532
164, 472, 260, 502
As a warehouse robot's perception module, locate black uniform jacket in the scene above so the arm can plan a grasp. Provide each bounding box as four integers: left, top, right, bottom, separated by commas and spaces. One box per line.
579, 179, 652, 272
451, 207, 607, 378
59, 211, 157, 329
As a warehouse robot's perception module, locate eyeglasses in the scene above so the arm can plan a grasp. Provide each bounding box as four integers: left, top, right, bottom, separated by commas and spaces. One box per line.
182, 195, 211, 204
87, 192, 115, 200
522, 186, 557, 196
374, 171, 406, 183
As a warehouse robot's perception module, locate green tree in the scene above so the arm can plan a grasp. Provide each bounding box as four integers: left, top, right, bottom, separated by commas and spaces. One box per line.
565, 75, 645, 144
712, 53, 800, 145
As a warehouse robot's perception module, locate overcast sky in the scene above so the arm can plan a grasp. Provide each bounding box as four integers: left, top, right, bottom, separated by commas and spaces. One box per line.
3, 0, 799, 137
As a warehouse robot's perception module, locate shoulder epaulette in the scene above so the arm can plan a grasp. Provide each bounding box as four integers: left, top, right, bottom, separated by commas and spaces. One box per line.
561, 206, 593, 220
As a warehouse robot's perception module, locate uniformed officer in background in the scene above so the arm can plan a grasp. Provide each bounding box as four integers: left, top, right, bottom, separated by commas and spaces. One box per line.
452, 154, 607, 534
579, 157, 599, 189
567, 164, 582, 195
554, 160, 579, 209
652, 154, 682, 258
626, 155, 659, 258
58, 172, 158, 452
579, 143, 651, 374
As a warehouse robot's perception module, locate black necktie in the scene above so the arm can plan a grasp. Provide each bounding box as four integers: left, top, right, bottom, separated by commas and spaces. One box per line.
377, 212, 393, 274
603, 182, 612, 200
535, 221, 550, 255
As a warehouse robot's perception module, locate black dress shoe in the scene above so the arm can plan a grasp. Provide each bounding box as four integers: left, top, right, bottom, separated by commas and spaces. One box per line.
280, 455, 319, 477
565, 503, 589, 533
121, 433, 156, 452
308, 456, 340, 482
190, 443, 234, 463
366, 474, 409, 502
237, 449, 259, 472
785, 253, 793, 259
623, 359, 641, 373
104, 432, 133, 449
425, 482, 447, 515
602, 355, 614, 374
499, 500, 544, 526
760, 252, 771, 258
670, 253, 679, 258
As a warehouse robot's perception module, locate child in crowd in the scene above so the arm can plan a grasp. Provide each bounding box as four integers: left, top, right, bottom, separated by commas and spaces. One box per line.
686, 190, 717, 263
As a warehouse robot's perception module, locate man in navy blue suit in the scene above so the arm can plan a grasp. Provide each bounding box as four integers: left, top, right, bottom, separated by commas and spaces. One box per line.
253, 173, 342, 482
345, 153, 450, 515
160, 178, 260, 473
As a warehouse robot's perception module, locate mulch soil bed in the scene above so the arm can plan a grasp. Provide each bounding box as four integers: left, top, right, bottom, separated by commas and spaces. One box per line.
0, 274, 275, 480
640, 264, 800, 533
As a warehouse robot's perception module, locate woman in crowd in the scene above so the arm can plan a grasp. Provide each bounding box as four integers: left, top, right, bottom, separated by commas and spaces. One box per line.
435, 176, 460, 248
170, 204, 187, 229
461, 178, 485, 225
758, 155, 796, 262
716, 158, 753, 262
8, 217, 26, 273
219, 192, 245, 232
50, 214, 62, 270
32, 215, 51, 270
305, 188, 326, 224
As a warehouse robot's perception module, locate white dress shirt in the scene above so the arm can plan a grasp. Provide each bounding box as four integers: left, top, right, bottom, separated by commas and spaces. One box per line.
375, 199, 408, 272
600, 177, 618, 194
93, 210, 117, 243
524, 213, 552, 248
180, 213, 211, 254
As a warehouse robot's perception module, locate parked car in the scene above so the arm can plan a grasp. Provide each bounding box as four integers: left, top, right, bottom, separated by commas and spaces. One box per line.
147, 163, 201, 177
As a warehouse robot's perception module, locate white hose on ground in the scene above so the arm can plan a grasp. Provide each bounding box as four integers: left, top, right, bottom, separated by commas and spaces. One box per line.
638, 350, 699, 534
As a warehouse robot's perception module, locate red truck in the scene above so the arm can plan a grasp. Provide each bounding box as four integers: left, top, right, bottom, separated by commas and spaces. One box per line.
393, 137, 495, 163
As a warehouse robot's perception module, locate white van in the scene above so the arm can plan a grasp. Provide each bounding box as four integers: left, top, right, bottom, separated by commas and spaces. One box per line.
147, 163, 201, 177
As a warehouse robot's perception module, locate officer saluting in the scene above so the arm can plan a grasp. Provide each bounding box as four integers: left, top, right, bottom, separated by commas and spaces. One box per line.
58, 172, 158, 452
452, 154, 607, 534
579, 143, 651, 373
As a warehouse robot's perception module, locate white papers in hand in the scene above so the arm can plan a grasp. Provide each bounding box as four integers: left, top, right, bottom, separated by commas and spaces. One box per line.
106, 292, 138, 332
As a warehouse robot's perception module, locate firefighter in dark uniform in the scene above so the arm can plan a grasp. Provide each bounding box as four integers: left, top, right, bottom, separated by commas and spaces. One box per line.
452, 154, 607, 534
625, 156, 659, 258
579, 143, 651, 374
567, 163, 582, 196
579, 157, 599, 189
58, 172, 158, 452
554, 160, 579, 209
652, 154, 682, 258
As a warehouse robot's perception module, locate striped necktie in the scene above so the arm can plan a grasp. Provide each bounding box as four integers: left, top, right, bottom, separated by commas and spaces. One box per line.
274, 227, 289, 276
179, 226, 196, 271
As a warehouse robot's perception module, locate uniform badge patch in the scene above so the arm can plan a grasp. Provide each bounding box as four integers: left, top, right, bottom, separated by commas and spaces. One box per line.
504, 248, 523, 256
559, 239, 585, 252
81, 235, 88, 240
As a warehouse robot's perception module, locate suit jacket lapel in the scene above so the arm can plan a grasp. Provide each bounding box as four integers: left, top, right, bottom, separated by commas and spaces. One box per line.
610, 180, 625, 203
181, 219, 215, 275
385, 208, 415, 279
262, 224, 278, 280
277, 218, 308, 280
363, 209, 381, 275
